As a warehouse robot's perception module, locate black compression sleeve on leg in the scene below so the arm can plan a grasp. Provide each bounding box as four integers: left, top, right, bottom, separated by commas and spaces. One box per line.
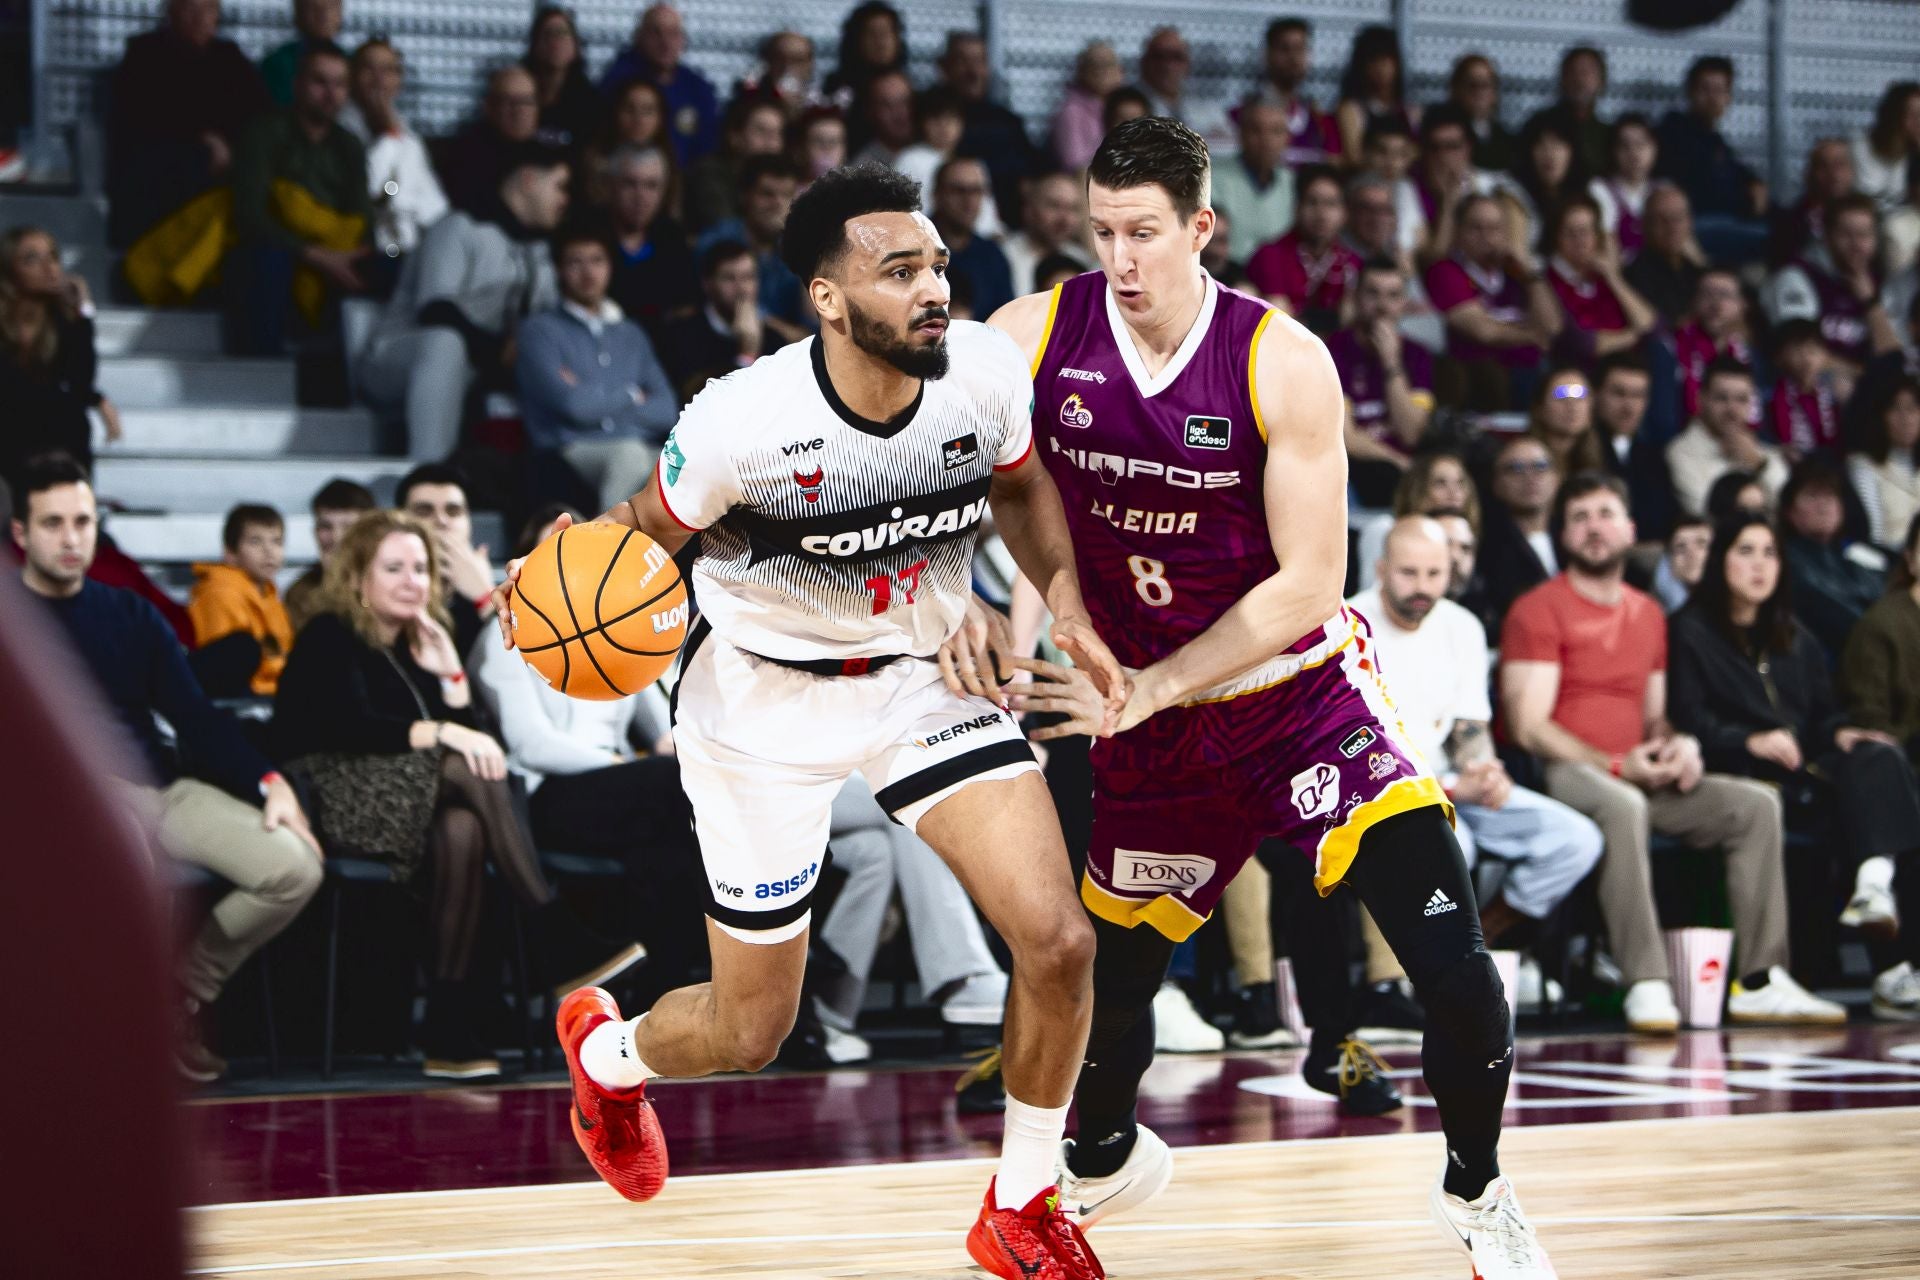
1256, 839, 1358, 1045
1344, 807, 1513, 1201
1069, 915, 1176, 1180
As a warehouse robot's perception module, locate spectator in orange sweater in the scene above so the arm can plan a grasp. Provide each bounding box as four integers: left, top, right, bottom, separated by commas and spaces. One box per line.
188, 503, 294, 697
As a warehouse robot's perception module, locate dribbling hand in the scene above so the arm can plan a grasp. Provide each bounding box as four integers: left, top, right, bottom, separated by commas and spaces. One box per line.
493, 513, 576, 649
1050, 616, 1132, 732
938, 595, 1015, 704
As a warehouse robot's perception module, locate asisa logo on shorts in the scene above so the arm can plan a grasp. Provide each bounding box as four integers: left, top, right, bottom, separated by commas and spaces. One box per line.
1112, 850, 1216, 893
1060, 393, 1094, 429
757, 862, 820, 900
1290, 762, 1340, 820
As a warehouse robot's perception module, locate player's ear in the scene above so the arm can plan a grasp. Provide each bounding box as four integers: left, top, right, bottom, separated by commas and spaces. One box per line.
809, 275, 842, 325
1191, 206, 1216, 255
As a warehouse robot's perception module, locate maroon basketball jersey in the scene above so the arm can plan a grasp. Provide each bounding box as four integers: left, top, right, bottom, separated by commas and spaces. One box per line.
1032, 270, 1300, 670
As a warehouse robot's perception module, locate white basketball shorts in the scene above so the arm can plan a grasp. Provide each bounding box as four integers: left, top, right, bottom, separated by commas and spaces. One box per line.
671, 620, 1038, 944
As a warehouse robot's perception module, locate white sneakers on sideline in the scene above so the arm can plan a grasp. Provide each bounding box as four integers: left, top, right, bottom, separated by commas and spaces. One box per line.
1152, 983, 1224, 1053
1623, 979, 1680, 1033
1727, 966, 1848, 1025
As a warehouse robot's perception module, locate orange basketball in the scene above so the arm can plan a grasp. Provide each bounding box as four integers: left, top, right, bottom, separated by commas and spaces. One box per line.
511, 523, 688, 700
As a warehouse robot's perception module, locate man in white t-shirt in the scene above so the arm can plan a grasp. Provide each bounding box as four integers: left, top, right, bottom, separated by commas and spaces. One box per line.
495, 164, 1125, 1279
1350, 517, 1602, 946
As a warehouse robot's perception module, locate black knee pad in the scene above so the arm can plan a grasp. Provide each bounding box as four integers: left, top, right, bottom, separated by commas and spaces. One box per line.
1419, 949, 1512, 1061
1086, 916, 1174, 1054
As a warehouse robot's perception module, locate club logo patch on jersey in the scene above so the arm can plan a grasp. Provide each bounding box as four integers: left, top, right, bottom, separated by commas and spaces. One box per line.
663, 436, 687, 486
1184, 415, 1231, 450
941, 433, 980, 470
792, 466, 825, 503
1367, 750, 1400, 781
1339, 725, 1377, 758
1060, 393, 1094, 429
1290, 762, 1340, 820
1112, 850, 1217, 894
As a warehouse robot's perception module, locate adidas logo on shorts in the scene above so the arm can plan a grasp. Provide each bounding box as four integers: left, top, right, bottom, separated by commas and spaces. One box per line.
1423, 889, 1458, 917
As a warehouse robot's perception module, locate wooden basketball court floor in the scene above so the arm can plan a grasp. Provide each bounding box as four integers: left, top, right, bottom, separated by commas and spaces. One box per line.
186, 1028, 1920, 1279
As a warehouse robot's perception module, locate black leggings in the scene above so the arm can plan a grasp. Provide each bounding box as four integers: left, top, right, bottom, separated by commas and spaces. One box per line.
1075, 807, 1512, 1199
426, 753, 555, 980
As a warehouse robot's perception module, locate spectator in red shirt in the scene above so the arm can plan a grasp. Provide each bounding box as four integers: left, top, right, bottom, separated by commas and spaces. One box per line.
1246, 164, 1359, 335
1425, 191, 1560, 410
1672, 267, 1760, 425
1544, 192, 1658, 365
1327, 256, 1435, 504
1500, 471, 1808, 1032
1767, 319, 1846, 459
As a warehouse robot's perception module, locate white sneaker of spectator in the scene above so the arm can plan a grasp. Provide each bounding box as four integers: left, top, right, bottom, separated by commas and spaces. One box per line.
1872, 962, 1920, 1021
940, 971, 1009, 1026
1623, 979, 1680, 1033
1727, 966, 1848, 1025
1152, 982, 1224, 1053
822, 1023, 872, 1065
1839, 856, 1899, 937
1514, 958, 1563, 1013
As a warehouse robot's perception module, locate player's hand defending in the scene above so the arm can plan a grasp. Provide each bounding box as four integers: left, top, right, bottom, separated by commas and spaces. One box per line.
1006, 657, 1108, 740
1050, 615, 1131, 728
492, 513, 577, 649
939, 594, 1015, 704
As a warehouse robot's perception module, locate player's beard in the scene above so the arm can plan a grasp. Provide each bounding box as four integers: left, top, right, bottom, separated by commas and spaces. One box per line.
847, 298, 951, 380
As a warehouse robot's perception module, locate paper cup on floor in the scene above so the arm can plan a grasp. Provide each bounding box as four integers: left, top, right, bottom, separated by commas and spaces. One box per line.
1272, 958, 1307, 1040
1665, 927, 1734, 1028
1489, 950, 1521, 1024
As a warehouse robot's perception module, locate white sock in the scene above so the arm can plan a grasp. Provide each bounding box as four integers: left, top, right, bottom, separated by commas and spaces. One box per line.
580, 1015, 657, 1090
996, 1095, 1070, 1209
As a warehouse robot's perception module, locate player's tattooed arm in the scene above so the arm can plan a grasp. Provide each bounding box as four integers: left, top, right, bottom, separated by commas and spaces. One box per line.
1444, 719, 1496, 770
1116, 315, 1349, 731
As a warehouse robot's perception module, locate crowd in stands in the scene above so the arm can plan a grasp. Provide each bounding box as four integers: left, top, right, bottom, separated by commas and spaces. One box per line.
5, 3, 1920, 1083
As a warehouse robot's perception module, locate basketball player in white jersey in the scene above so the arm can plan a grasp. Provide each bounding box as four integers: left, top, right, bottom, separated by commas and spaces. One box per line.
494, 164, 1122, 1280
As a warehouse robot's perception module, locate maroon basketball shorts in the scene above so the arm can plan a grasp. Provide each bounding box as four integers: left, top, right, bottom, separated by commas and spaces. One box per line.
1081, 610, 1452, 941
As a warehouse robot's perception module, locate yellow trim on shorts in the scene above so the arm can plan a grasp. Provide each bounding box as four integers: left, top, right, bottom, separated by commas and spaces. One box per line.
1031, 284, 1063, 379
1081, 874, 1211, 942
1312, 775, 1454, 896
1180, 628, 1356, 706
1248, 308, 1277, 443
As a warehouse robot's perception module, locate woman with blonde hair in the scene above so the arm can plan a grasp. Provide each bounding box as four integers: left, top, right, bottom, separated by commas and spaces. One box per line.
274, 510, 640, 1079
0, 226, 121, 487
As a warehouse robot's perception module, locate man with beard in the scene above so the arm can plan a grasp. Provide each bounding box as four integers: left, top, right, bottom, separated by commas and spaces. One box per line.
493, 163, 1126, 1280
1501, 472, 1817, 1033
1351, 518, 1601, 951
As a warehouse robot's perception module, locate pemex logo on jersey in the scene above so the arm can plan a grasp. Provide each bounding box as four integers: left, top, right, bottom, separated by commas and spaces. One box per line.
1060, 393, 1093, 429
793, 466, 825, 503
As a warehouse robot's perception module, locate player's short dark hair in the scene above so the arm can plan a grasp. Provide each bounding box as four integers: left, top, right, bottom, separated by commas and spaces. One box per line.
222, 503, 284, 551
1101, 85, 1150, 130
1549, 470, 1630, 552
701, 237, 754, 279
1701, 354, 1757, 393
8, 450, 89, 522
1686, 54, 1734, 91
1266, 16, 1310, 44
295, 41, 348, 80
1771, 317, 1824, 355
500, 139, 571, 183
1031, 251, 1087, 291
1087, 116, 1211, 225
778, 161, 923, 281
311, 478, 376, 515
396, 463, 469, 508
1363, 115, 1415, 147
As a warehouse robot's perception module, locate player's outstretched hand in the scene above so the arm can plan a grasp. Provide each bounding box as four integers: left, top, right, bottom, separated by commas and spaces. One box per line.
1006, 657, 1107, 740
939, 594, 1014, 704
492, 513, 576, 649
1050, 616, 1132, 732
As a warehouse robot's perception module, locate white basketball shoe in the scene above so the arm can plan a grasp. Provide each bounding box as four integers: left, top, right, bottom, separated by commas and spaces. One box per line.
1055, 1124, 1174, 1229
1430, 1175, 1559, 1279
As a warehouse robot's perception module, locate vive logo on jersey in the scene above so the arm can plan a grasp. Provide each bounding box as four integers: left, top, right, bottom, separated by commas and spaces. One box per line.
662, 435, 687, 486
1049, 439, 1241, 490
942, 433, 980, 470
1290, 762, 1340, 820
1059, 366, 1108, 385
1339, 725, 1377, 759
1060, 393, 1094, 429
793, 466, 825, 503
1112, 850, 1217, 894
912, 709, 1005, 750
1184, 415, 1231, 451
782, 437, 825, 457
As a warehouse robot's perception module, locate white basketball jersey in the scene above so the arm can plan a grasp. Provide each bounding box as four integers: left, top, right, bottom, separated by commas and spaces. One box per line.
656, 321, 1034, 661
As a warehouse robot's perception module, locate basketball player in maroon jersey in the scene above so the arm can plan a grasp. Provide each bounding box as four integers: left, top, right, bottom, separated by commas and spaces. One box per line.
988, 118, 1558, 1277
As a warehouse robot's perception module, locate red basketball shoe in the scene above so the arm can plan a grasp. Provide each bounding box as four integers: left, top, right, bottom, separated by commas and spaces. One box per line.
557, 986, 668, 1202
966, 1181, 1106, 1280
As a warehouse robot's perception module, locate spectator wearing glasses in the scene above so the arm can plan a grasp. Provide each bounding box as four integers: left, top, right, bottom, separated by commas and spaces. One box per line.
1668, 357, 1788, 518
1477, 433, 1560, 637
1446, 54, 1516, 176
1398, 104, 1502, 267
1253, 18, 1341, 169
929, 156, 1014, 318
